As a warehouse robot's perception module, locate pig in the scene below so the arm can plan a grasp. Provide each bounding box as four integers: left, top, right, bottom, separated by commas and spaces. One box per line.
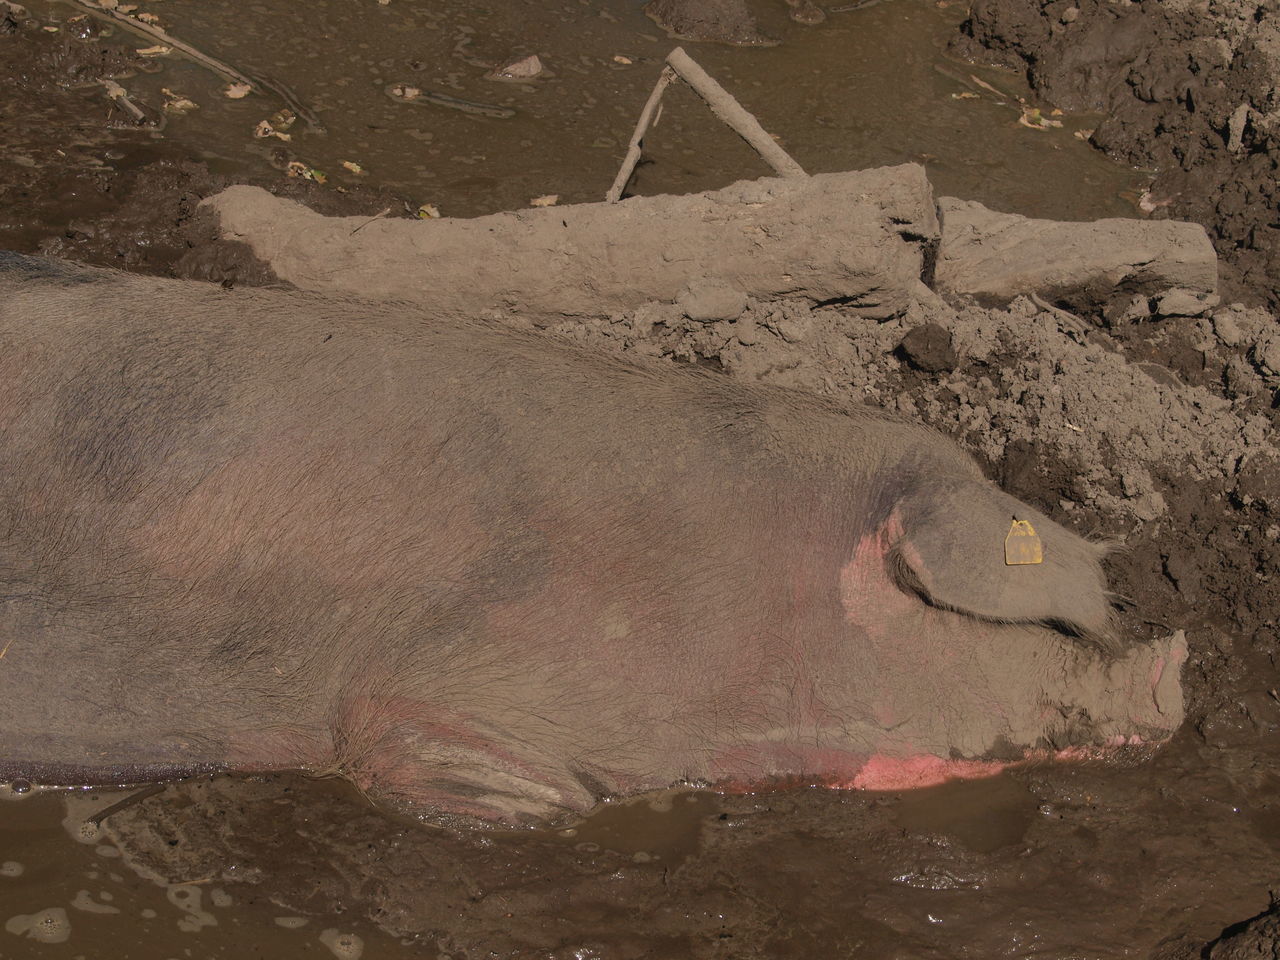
0, 253, 1184, 824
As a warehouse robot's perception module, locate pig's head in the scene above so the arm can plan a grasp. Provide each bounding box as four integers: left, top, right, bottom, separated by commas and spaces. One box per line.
825, 474, 1185, 790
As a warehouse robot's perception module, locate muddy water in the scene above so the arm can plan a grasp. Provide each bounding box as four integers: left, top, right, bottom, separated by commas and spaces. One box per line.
6, 748, 1276, 959
27, 0, 1146, 220
0, 773, 1039, 959
1, 784, 402, 958
0, 777, 717, 959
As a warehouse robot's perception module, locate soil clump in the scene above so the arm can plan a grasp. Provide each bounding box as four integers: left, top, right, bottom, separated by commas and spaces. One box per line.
644, 0, 775, 45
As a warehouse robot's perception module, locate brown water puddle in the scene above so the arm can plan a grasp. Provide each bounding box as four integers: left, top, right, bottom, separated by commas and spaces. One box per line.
26, 0, 1146, 220
884, 771, 1037, 854
6, 757, 1271, 958
0, 785, 402, 958
0, 776, 723, 958
0, 773, 1053, 958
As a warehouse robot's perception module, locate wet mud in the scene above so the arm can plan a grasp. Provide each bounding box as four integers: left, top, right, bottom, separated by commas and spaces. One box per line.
953, 0, 1280, 310
2, 0, 1144, 268
3, 0, 1280, 957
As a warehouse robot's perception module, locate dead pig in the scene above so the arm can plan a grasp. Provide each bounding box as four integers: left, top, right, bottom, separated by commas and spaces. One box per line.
0, 254, 1184, 824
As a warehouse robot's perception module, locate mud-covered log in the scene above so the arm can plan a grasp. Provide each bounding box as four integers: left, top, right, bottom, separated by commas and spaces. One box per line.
934, 197, 1218, 308
205, 164, 939, 321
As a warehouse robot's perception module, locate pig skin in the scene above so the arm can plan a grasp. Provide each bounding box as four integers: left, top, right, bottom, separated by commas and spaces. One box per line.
0, 253, 1184, 823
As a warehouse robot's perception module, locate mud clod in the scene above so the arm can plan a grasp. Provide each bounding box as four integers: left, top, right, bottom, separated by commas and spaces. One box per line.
643, 0, 775, 45
898, 322, 957, 373
1208, 906, 1280, 959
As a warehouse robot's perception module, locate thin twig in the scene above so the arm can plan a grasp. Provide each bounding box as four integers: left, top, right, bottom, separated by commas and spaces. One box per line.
86, 782, 167, 826
349, 206, 393, 236
1029, 292, 1090, 335
65, 0, 324, 132
830, 0, 888, 12
606, 65, 677, 203
67, 0, 255, 89
665, 47, 807, 179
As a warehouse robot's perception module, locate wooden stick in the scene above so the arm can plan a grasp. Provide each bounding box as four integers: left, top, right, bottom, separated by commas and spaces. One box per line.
68, 0, 255, 89
665, 46, 806, 179
605, 64, 676, 203
101, 79, 147, 123
67, 0, 324, 131
85, 782, 167, 826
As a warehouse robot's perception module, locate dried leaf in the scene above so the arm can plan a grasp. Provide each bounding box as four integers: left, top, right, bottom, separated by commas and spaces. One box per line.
285, 162, 327, 184
1019, 106, 1062, 130
416, 203, 441, 219
341, 160, 365, 174
224, 82, 252, 99
613, 55, 632, 65
254, 119, 292, 141
529, 194, 558, 207
161, 88, 197, 114
135, 11, 160, 23
136, 44, 171, 56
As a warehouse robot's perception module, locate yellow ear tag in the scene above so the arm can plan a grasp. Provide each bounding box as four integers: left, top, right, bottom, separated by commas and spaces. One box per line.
1004, 519, 1044, 565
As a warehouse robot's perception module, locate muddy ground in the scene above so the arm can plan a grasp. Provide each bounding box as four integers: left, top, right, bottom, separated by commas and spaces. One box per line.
954, 0, 1280, 311
2, 0, 1280, 957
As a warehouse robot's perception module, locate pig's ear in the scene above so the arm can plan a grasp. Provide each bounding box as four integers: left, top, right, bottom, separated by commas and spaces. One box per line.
888, 481, 1114, 644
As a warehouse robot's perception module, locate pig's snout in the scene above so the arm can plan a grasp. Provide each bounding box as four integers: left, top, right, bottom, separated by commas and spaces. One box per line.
1048, 628, 1187, 751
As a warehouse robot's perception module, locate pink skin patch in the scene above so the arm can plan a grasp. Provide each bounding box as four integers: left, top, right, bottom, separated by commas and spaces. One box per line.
715, 737, 1162, 796
840, 754, 1010, 790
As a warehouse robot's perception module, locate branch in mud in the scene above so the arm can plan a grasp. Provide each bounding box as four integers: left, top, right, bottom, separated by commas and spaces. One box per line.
100, 78, 147, 124
64, 0, 322, 132
607, 46, 806, 202
606, 65, 678, 203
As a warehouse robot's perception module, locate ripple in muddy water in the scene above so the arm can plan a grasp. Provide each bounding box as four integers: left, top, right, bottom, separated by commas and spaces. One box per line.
0, 787, 403, 960
26, 0, 1148, 220
881, 772, 1038, 854
549, 788, 718, 865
